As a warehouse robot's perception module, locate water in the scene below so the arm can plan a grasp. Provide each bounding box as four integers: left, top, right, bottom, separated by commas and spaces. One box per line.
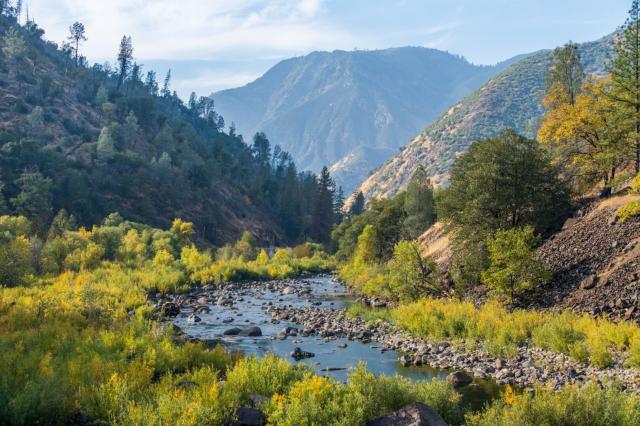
175, 275, 501, 411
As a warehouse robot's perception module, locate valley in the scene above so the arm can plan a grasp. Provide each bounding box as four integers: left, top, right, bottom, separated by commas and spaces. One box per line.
2, 1, 640, 425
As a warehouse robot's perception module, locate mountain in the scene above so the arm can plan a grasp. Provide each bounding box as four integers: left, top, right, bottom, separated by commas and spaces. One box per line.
357, 35, 614, 201
0, 16, 329, 245
212, 47, 518, 194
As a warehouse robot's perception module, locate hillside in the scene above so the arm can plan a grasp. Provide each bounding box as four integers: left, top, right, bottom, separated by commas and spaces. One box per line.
358, 35, 614, 200
0, 16, 329, 245
212, 47, 517, 193
535, 193, 640, 321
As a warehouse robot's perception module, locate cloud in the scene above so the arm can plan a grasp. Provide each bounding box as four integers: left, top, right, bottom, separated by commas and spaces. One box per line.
27, 0, 338, 63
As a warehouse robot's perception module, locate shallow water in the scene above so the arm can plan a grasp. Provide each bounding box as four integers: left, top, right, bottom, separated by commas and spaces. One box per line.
175, 275, 501, 411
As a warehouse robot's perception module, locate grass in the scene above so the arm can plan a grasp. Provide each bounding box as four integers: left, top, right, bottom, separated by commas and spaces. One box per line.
348, 299, 640, 368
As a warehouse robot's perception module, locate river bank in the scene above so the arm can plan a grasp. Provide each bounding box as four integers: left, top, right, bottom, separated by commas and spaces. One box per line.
155, 275, 640, 395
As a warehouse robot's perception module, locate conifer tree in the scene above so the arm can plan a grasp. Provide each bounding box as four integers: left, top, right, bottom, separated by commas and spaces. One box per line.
67, 21, 87, 66
609, 0, 640, 173
349, 191, 365, 216
312, 167, 336, 243
545, 42, 584, 107
116, 35, 133, 91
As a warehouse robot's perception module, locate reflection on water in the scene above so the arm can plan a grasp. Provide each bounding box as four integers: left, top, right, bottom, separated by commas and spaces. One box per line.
175, 275, 501, 411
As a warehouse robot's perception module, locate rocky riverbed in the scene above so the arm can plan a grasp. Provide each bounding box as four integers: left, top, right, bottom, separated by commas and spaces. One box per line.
269, 304, 640, 391
154, 275, 640, 395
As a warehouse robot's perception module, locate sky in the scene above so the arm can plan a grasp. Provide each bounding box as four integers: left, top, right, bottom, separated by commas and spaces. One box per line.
24, 0, 632, 99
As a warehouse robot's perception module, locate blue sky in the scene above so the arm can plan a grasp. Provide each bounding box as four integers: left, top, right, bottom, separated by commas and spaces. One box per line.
26, 0, 631, 98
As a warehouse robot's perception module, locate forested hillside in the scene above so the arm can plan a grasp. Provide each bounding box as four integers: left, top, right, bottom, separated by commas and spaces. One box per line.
0, 13, 341, 244
212, 47, 518, 193
357, 34, 614, 200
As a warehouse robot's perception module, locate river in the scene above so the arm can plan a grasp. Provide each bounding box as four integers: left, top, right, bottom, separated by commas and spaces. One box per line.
174, 275, 501, 411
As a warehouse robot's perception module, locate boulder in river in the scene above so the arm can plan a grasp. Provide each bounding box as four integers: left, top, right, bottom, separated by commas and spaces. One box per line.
447, 371, 473, 387
160, 302, 180, 317
399, 355, 413, 367
223, 328, 242, 336
366, 402, 447, 426
290, 347, 315, 360
282, 286, 297, 295
239, 327, 263, 337
222, 317, 234, 323
187, 314, 201, 324
226, 407, 266, 426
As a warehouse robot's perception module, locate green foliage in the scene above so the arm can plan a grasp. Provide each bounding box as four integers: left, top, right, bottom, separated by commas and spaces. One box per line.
617, 173, 640, 221
466, 382, 640, 426
403, 167, 436, 239
390, 298, 640, 366
482, 226, 550, 307
387, 240, 438, 302
9, 171, 53, 235
437, 130, 569, 289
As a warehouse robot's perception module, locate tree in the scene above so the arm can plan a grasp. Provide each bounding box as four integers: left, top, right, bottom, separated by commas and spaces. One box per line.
10, 171, 53, 234
252, 132, 271, 165
96, 126, 116, 161
437, 130, 569, 290
2, 27, 26, 80
437, 129, 570, 237
609, 0, 640, 173
350, 192, 365, 216
0, 182, 9, 214
161, 69, 172, 97
67, 21, 87, 65
47, 209, 77, 240
545, 42, 585, 108
403, 167, 435, 239
116, 35, 133, 90
482, 226, 551, 309
312, 166, 335, 244
538, 77, 628, 195
387, 240, 438, 302
145, 70, 159, 96
334, 186, 345, 224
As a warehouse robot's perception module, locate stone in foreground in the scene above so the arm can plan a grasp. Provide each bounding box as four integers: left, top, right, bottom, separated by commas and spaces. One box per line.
225, 407, 265, 426
366, 402, 447, 426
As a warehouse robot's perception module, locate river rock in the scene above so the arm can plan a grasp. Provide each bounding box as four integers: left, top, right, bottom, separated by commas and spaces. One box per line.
290, 347, 315, 360
160, 302, 180, 317
217, 296, 232, 306
222, 317, 234, 323
239, 327, 262, 337
447, 371, 473, 387
227, 407, 266, 426
187, 314, 201, 324
366, 402, 447, 426
399, 355, 413, 367
283, 286, 296, 295
223, 328, 242, 336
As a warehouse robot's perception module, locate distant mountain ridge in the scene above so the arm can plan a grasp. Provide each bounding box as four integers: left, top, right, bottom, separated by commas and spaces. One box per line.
212, 47, 519, 193
356, 34, 615, 201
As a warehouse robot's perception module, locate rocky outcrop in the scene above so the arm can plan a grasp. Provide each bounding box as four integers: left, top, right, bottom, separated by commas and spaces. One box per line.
536, 194, 640, 321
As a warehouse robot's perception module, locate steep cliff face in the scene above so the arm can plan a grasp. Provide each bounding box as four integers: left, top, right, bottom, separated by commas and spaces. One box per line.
213, 47, 515, 193
357, 35, 614, 201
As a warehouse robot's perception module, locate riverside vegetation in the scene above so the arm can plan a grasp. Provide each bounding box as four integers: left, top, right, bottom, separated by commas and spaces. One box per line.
3, 0, 640, 424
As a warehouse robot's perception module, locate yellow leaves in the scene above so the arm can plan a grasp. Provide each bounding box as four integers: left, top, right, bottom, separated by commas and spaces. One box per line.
503, 385, 516, 406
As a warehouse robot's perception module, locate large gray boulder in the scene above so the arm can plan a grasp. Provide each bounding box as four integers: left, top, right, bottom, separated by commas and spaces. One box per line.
367, 402, 447, 426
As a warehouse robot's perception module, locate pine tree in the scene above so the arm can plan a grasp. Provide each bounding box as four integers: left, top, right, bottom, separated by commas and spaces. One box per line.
96, 126, 116, 161
312, 167, 335, 243
349, 191, 365, 216
609, 0, 640, 173
116, 35, 133, 91
162, 69, 172, 97
67, 22, 87, 66
10, 171, 53, 235
334, 186, 345, 224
